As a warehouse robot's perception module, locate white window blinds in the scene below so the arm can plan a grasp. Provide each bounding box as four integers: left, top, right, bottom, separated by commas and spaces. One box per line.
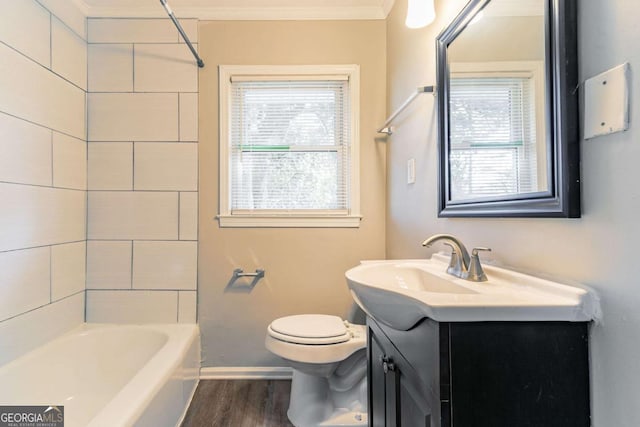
449, 76, 538, 201
229, 79, 351, 213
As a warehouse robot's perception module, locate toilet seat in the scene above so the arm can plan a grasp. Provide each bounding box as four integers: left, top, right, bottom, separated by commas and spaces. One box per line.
266, 315, 367, 364
269, 315, 351, 345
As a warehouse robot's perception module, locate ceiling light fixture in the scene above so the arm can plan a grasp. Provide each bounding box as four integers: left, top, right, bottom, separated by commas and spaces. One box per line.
405, 0, 436, 29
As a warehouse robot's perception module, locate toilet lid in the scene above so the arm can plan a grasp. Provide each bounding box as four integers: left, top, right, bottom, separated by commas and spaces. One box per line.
270, 315, 349, 342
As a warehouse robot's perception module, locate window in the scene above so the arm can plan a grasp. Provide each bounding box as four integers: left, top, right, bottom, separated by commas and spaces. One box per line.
448, 62, 546, 202
218, 65, 360, 227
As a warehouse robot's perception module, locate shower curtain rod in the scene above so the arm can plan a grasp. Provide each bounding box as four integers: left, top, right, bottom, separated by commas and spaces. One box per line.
159, 0, 205, 68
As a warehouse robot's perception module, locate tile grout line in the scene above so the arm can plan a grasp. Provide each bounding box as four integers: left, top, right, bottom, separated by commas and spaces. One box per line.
0, 240, 87, 255
0, 108, 84, 143
0, 290, 85, 325
36, 0, 87, 43
0, 40, 87, 93
0, 180, 89, 193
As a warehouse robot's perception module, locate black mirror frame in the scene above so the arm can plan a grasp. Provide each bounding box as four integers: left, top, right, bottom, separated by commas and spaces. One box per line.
436, 0, 580, 218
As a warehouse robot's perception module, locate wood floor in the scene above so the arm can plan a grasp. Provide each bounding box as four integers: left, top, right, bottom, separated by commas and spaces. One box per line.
181, 380, 295, 427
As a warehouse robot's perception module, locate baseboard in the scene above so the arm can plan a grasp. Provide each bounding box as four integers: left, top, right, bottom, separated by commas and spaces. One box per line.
200, 366, 293, 380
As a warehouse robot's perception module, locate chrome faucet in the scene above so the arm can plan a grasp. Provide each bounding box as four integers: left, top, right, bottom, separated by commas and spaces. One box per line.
422, 234, 491, 282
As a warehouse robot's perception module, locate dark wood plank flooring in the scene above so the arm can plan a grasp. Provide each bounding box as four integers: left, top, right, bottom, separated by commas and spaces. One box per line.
181, 380, 295, 427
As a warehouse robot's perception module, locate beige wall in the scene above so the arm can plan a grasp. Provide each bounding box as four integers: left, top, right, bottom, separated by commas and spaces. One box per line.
387, 0, 640, 425
199, 20, 386, 367
448, 16, 544, 63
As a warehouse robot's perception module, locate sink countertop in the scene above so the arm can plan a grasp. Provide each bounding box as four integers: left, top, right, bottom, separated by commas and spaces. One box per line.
346, 255, 600, 329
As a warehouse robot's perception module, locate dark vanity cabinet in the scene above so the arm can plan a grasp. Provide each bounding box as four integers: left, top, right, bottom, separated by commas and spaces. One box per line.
367, 317, 590, 427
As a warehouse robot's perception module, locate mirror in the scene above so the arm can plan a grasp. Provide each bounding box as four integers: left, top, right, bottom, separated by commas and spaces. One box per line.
436, 0, 580, 217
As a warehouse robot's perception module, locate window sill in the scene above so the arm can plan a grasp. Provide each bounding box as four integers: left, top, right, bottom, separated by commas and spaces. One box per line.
216, 214, 362, 228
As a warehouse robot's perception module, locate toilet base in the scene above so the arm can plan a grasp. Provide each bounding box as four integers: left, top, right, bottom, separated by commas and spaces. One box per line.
287, 370, 367, 427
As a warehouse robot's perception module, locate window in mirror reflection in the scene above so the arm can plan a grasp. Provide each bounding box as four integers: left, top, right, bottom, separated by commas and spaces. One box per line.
449, 73, 539, 200
446, 0, 548, 202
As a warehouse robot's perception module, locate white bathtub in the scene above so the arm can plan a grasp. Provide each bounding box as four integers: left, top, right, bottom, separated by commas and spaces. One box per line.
0, 323, 200, 427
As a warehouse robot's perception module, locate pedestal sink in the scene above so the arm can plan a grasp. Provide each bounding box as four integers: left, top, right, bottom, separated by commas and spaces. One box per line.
345, 254, 600, 330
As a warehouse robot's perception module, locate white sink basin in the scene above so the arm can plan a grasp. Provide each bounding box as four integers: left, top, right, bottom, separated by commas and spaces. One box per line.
345, 254, 600, 330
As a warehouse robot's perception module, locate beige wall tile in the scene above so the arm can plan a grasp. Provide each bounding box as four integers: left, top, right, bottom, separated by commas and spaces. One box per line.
88, 142, 133, 190
88, 93, 179, 141
0, 0, 51, 67
52, 16, 87, 90
0, 43, 86, 140
179, 192, 198, 241
0, 113, 52, 186
88, 44, 133, 92
0, 184, 86, 252
86, 290, 178, 323
87, 191, 178, 240
51, 241, 86, 301
86, 241, 132, 289
178, 290, 197, 323
0, 247, 50, 321
0, 292, 84, 366
134, 44, 198, 93
53, 132, 87, 190
179, 93, 198, 142
132, 241, 197, 290
134, 143, 197, 191
37, 0, 87, 40
88, 19, 179, 43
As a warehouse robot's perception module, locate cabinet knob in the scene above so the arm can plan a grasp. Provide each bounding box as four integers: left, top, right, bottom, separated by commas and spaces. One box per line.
382, 356, 395, 373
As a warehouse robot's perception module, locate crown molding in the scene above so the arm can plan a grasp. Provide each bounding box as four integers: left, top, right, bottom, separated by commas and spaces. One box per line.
81, 3, 391, 20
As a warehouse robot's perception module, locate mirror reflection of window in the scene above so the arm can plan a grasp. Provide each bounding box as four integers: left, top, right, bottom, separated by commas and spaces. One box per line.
449, 73, 538, 200
446, 0, 547, 202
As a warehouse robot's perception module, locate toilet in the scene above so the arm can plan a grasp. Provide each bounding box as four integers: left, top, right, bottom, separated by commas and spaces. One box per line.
265, 314, 368, 427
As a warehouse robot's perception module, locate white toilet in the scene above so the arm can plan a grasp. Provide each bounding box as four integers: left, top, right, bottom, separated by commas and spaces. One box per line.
265, 314, 368, 427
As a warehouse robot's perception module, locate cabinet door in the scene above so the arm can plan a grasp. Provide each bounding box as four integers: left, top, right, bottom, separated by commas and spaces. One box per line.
448, 322, 590, 427
369, 327, 389, 427
368, 322, 431, 427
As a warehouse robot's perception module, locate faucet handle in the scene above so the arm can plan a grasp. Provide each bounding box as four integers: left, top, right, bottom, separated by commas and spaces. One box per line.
443, 242, 463, 277
468, 247, 491, 282
472, 247, 492, 257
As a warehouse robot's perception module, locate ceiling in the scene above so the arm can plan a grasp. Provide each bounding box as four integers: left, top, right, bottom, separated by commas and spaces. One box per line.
79, 0, 395, 20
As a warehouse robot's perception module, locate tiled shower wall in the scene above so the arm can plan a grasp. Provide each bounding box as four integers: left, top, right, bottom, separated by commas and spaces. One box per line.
0, 0, 87, 363
85, 18, 198, 323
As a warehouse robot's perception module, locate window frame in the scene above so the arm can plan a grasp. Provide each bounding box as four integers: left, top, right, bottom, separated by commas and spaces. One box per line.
217, 64, 361, 228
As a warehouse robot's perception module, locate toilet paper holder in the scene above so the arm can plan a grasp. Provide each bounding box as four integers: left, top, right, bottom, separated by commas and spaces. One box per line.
226, 268, 265, 291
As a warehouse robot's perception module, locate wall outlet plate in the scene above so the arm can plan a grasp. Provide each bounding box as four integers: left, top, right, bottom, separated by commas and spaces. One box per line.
583, 63, 630, 140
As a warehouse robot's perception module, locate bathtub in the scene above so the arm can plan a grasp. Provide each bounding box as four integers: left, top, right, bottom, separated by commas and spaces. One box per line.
0, 323, 200, 427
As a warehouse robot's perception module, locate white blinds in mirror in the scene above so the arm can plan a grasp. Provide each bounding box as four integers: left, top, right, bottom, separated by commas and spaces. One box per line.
449, 76, 538, 201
